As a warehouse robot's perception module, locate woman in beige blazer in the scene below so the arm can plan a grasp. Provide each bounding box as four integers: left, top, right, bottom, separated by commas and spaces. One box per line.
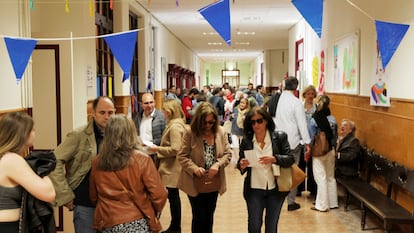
177, 102, 232, 233
149, 99, 186, 233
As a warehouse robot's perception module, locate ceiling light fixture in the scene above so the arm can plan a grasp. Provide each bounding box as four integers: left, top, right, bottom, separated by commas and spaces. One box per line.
236, 31, 256, 36
208, 42, 223, 46
235, 42, 250, 45
202, 32, 218, 36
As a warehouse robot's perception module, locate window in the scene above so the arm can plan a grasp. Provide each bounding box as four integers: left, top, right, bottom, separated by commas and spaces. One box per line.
129, 12, 140, 116
95, 0, 114, 97
222, 69, 240, 88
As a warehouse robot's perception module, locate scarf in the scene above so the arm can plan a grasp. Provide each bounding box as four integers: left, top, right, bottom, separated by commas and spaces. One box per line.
237, 107, 247, 129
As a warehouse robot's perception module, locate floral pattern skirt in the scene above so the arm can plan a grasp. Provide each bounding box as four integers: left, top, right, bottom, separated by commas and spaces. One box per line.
101, 218, 150, 233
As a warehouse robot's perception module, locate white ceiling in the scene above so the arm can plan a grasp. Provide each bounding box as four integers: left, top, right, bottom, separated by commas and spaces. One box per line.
135, 0, 302, 64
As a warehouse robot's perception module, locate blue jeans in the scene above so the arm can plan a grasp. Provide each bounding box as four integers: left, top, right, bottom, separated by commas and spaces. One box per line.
74, 205, 96, 233
245, 188, 287, 233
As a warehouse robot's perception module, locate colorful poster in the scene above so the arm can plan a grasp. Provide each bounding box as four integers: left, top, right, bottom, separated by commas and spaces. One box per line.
370, 42, 390, 107
333, 31, 359, 94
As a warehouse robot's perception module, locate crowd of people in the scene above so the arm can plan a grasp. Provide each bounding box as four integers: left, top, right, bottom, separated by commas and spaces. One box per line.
0, 77, 362, 233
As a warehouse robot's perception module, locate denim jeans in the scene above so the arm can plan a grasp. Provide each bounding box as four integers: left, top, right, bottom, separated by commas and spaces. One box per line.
245, 188, 287, 233
74, 205, 96, 233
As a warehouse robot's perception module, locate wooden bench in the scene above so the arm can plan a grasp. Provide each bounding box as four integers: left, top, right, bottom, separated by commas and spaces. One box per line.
337, 148, 414, 232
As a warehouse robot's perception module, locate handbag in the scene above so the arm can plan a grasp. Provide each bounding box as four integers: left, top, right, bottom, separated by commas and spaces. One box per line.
273, 164, 306, 192
312, 131, 330, 157
113, 172, 161, 233
193, 173, 221, 193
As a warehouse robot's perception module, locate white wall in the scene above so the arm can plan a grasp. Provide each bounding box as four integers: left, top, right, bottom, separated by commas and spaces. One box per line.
0, 1, 29, 110
267, 49, 289, 87
290, 0, 414, 100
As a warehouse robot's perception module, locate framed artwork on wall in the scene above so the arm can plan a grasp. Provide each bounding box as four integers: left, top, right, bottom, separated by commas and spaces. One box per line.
332, 30, 360, 94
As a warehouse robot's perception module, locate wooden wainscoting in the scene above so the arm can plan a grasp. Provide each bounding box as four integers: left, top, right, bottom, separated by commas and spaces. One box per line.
328, 93, 414, 212
328, 93, 414, 168
114, 95, 130, 115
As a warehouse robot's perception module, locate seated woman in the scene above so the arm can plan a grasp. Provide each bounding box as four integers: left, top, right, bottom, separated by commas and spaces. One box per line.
335, 119, 360, 179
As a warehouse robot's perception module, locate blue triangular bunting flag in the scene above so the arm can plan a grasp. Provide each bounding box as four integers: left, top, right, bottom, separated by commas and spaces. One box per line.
104, 31, 138, 82
4, 37, 37, 83
375, 20, 409, 69
292, 0, 323, 38
199, 0, 231, 46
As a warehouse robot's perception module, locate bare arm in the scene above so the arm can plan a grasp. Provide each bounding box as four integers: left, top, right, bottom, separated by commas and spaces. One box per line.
4, 153, 55, 202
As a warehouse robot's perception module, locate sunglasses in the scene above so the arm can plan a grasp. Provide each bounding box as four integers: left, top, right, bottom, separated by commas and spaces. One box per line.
250, 118, 264, 125
205, 120, 216, 125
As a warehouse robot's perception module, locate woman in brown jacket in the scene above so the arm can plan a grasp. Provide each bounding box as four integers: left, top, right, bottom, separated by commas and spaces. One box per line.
89, 114, 167, 233
177, 102, 232, 233
148, 99, 187, 233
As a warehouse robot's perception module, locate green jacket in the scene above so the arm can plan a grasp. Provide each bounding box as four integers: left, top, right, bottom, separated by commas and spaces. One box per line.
49, 119, 97, 207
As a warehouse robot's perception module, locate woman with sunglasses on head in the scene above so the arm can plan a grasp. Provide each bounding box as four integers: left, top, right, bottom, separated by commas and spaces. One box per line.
237, 107, 294, 233
176, 102, 232, 233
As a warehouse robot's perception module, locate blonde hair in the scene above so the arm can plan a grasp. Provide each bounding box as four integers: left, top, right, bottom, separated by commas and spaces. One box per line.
316, 95, 330, 112
163, 99, 185, 122
0, 112, 34, 157
302, 85, 317, 99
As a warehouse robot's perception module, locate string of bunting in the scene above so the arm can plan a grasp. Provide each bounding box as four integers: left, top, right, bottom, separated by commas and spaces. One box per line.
292, 0, 410, 69
2, 29, 143, 83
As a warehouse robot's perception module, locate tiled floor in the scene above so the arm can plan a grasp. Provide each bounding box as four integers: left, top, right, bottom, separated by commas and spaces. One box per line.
159, 166, 393, 233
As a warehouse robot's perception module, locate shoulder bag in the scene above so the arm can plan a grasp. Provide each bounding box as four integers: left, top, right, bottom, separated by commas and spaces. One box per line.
113, 172, 161, 233
193, 173, 221, 193
273, 163, 306, 192
312, 131, 330, 157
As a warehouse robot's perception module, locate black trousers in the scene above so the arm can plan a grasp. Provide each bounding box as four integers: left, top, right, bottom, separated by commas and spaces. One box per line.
0, 221, 19, 233
166, 187, 181, 230
188, 192, 219, 233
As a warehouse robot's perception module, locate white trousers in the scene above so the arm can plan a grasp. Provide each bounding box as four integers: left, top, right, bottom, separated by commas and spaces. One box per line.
312, 149, 338, 211
230, 134, 243, 166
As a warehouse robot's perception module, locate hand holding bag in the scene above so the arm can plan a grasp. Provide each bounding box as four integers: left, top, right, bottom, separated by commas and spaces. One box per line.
193, 172, 220, 193
273, 164, 306, 192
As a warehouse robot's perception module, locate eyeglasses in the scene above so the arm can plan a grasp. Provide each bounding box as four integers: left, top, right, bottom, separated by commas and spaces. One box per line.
204, 120, 216, 125
143, 101, 154, 105
250, 118, 264, 125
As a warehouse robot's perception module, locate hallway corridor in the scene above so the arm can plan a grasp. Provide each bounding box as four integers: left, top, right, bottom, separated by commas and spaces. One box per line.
159, 166, 385, 233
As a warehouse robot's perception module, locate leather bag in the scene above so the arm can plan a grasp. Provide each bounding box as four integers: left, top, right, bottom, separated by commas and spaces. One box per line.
194, 173, 220, 193
312, 131, 330, 157
113, 172, 161, 233
273, 164, 306, 192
